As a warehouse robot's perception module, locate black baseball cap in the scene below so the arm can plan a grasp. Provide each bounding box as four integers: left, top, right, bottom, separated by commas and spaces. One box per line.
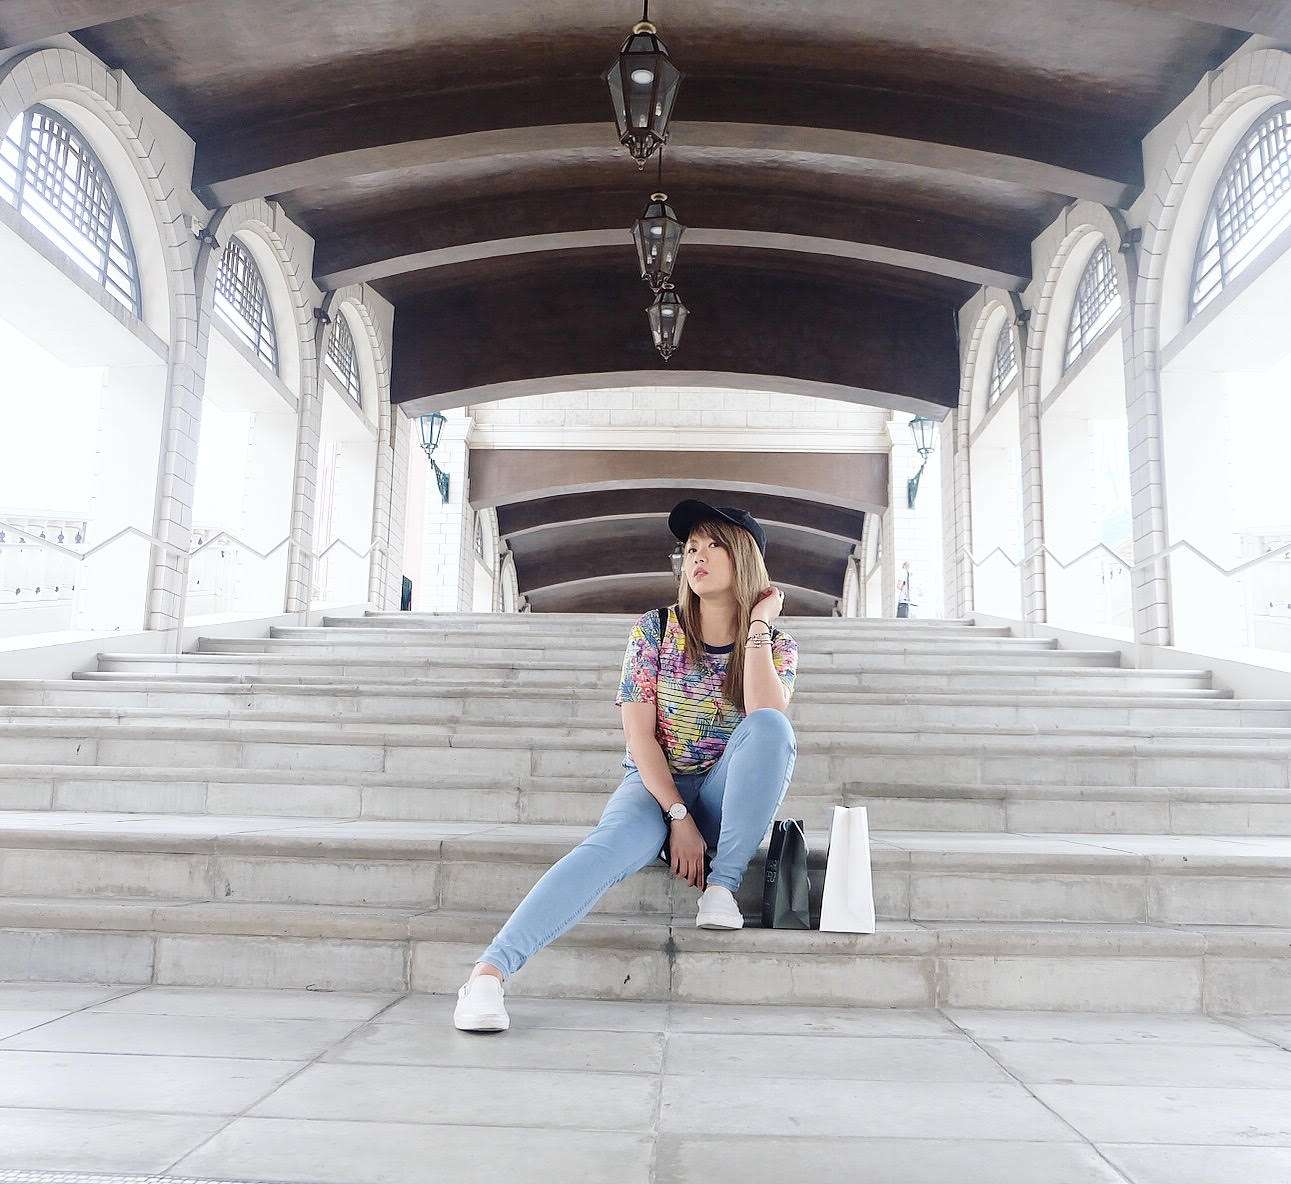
668, 499, 767, 556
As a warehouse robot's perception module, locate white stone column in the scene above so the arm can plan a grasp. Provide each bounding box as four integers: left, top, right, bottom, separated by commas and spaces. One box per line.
1015, 312, 1048, 623
943, 406, 974, 618
284, 313, 324, 614
368, 403, 410, 611
879, 510, 895, 617
1123, 239, 1173, 645
146, 228, 207, 636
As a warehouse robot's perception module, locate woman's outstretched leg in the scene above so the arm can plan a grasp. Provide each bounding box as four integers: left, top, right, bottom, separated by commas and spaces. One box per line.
475, 772, 669, 980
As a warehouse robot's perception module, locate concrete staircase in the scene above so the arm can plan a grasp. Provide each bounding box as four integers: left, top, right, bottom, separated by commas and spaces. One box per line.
1, 612, 1289, 1014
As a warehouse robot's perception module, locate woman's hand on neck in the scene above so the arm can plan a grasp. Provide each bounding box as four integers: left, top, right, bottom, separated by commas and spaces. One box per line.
695, 589, 740, 646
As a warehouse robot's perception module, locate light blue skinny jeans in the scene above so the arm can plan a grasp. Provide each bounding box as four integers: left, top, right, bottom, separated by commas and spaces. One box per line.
477, 708, 797, 980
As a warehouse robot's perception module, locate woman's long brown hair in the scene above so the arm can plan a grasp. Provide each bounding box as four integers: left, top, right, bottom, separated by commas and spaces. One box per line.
674, 515, 773, 715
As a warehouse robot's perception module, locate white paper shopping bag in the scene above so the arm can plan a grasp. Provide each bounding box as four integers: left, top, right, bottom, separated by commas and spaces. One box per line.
818, 805, 876, 933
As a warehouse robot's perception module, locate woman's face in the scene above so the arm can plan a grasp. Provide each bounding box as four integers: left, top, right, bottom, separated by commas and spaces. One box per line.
685, 530, 733, 597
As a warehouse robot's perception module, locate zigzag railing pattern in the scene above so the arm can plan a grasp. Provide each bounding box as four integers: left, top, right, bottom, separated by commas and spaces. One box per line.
958, 538, 1291, 580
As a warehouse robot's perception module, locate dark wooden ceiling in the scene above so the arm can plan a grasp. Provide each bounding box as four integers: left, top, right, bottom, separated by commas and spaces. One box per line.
17, 0, 1245, 415
496, 488, 866, 614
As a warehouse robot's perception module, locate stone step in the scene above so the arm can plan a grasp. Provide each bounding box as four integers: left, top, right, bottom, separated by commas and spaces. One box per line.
352, 612, 980, 630
2, 716, 1289, 784
0, 683, 1271, 730
2, 702, 1289, 750
262, 629, 1043, 653
74, 664, 1219, 693
4, 764, 1291, 834
2, 813, 1291, 926
190, 639, 1118, 671
92, 652, 1146, 681
291, 622, 1020, 643
4, 895, 1283, 1011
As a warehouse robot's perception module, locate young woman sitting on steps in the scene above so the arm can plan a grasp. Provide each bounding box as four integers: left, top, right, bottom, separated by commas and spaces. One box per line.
453, 498, 799, 1032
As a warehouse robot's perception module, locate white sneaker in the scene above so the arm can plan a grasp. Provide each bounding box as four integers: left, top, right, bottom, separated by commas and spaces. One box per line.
453, 972, 510, 1031
696, 884, 745, 929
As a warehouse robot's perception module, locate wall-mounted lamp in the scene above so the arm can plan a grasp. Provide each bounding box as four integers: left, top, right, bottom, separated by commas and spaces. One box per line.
906, 415, 936, 509
417, 412, 451, 504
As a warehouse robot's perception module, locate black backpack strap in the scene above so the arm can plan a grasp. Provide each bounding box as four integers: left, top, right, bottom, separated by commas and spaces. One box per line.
654, 604, 671, 637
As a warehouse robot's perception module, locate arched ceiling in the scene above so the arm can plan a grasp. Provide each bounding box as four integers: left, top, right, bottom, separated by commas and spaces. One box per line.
471, 452, 880, 612
497, 489, 865, 542
10, 0, 1250, 415
495, 488, 866, 614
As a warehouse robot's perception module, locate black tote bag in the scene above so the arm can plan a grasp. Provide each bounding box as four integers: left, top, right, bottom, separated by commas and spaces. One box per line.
761, 818, 811, 929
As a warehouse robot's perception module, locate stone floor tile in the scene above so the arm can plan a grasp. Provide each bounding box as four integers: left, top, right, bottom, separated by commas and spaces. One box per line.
0, 1050, 299, 1115
0, 1106, 227, 1173
0, 1011, 63, 1039
378, 991, 669, 1031
987, 1041, 1291, 1088
88, 985, 398, 1021
173, 1116, 653, 1184
655, 1134, 1129, 1184
327, 1021, 664, 1072
664, 1032, 1009, 1082
668, 1004, 958, 1038
0, 983, 131, 1010
250, 1062, 659, 1130
0, 1011, 367, 1060
660, 1076, 1075, 1140
1033, 1084, 1291, 1144
945, 1009, 1267, 1045
1217, 1015, 1291, 1049
1099, 1143, 1291, 1184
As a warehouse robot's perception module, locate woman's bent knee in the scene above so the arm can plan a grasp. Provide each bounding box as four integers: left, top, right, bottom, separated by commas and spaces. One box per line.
742, 707, 796, 746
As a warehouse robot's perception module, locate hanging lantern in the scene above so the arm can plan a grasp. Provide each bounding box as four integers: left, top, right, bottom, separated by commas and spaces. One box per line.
631, 191, 685, 291
604, 8, 683, 168
647, 285, 688, 360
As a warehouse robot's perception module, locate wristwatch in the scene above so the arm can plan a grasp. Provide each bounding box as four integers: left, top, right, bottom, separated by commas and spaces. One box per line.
667, 802, 688, 823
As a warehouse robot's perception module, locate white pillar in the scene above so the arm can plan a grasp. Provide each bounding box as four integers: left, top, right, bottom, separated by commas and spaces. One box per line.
943, 407, 974, 618
284, 317, 323, 614
368, 403, 410, 611
1017, 313, 1047, 623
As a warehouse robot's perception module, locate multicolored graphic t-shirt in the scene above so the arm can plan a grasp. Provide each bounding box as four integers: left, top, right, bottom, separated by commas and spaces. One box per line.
614, 605, 799, 775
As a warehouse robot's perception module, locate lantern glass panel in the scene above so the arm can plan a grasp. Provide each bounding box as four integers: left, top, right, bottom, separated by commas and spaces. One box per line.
419, 412, 445, 452
909, 415, 936, 456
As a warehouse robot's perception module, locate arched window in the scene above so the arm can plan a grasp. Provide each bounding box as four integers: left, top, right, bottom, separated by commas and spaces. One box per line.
987, 321, 1018, 407
1192, 103, 1291, 316
325, 312, 362, 404
214, 237, 278, 372
0, 105, 141, 317
1064, 241, 1121, 371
